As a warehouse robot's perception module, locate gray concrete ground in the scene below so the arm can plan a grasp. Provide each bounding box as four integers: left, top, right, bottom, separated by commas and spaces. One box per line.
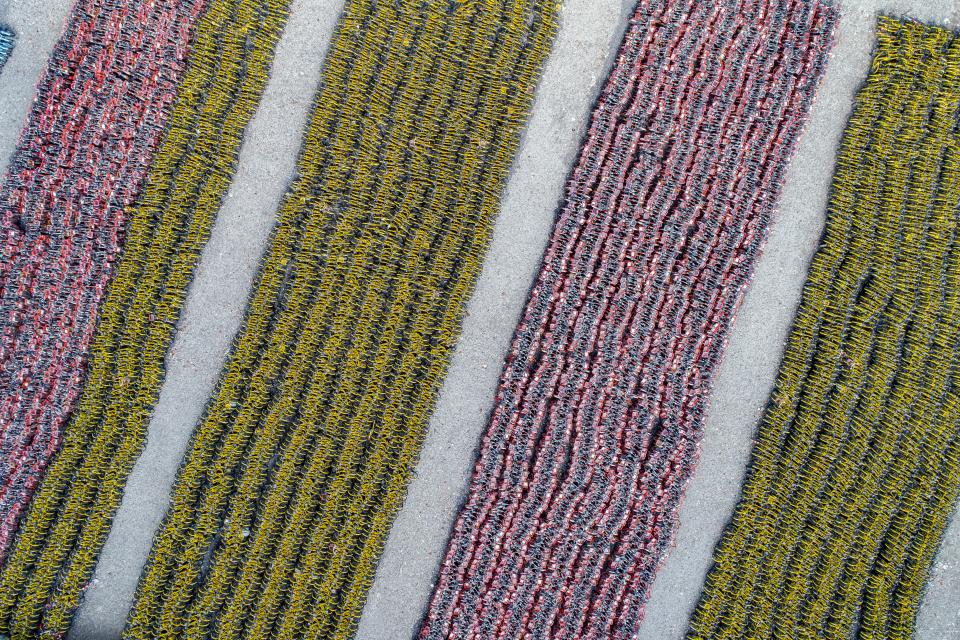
0, 0, 958, 638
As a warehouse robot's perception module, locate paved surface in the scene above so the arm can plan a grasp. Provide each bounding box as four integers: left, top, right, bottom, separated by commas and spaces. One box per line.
0, 0, 958, 638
